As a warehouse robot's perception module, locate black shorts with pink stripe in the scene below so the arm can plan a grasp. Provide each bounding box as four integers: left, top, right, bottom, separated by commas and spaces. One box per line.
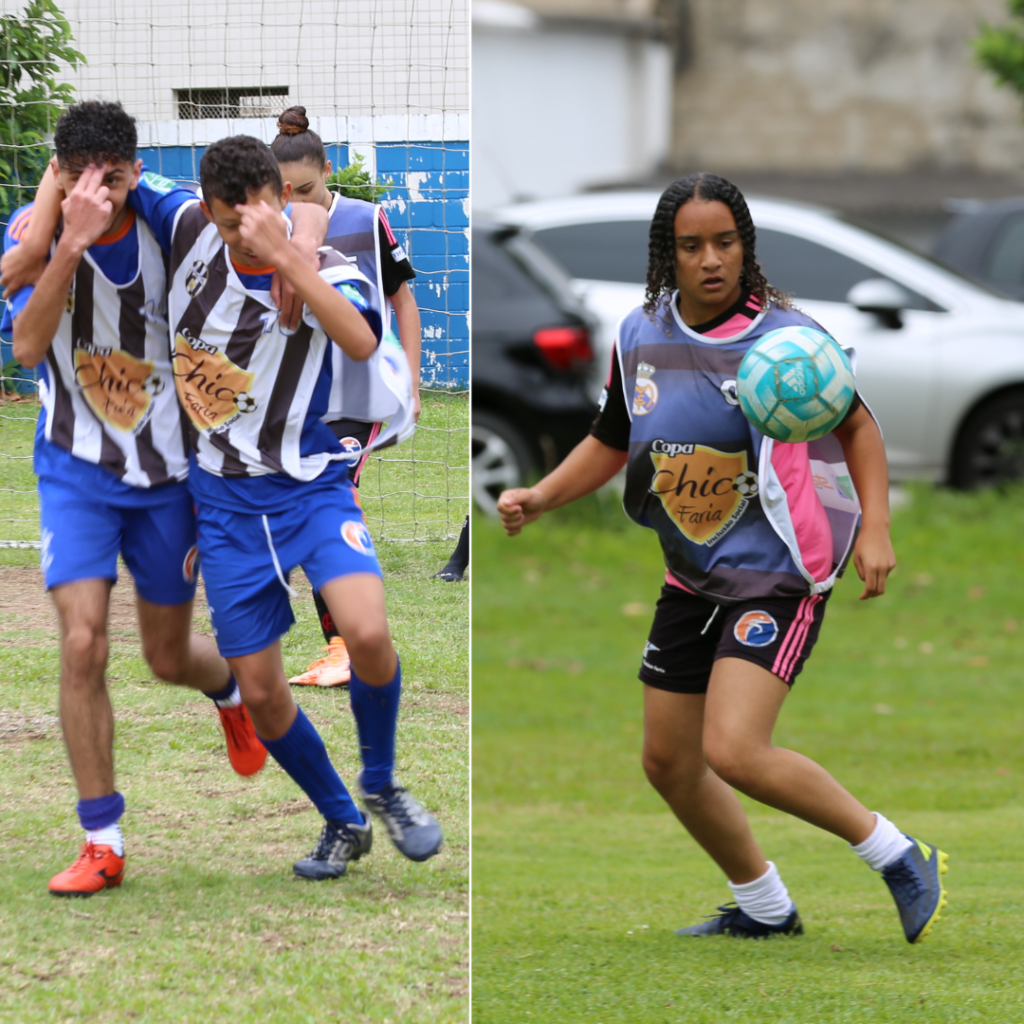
638, 584, 830, 694
328, 419, 381, 486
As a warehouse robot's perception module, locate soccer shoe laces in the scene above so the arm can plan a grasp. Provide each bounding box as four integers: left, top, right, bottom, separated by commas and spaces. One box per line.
380, 786, 432, 829
883, 858, 926, 904
307, 820, 358, 860
72, 841, 104, 865
703, 903, 745, 926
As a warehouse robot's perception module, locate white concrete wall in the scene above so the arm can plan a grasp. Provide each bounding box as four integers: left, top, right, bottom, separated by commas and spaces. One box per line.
49, 0, 468, 129
473, 11, 672, 209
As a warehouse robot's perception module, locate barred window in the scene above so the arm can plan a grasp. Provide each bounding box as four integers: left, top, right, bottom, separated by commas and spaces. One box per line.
176, 87, 289, 120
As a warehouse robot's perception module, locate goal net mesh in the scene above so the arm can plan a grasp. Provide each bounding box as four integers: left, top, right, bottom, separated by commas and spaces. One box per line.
0, 0, 469, 548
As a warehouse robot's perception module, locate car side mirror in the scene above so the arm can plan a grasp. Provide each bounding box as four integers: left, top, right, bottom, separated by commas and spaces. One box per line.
846, 278, 911, 330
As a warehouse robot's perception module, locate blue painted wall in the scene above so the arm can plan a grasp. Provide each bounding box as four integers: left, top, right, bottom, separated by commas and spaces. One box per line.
2, 141, 470, 391
138, 141, 469, 390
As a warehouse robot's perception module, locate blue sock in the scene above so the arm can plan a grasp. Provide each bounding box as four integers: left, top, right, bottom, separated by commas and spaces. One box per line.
77, 791, 124, 831
204, 674, 239, 706
259, 707, 362, 825
349, 658, 401, 793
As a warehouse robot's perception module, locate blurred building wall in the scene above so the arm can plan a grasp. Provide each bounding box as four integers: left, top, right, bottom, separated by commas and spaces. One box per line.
671, 0, 1024, 176
473, 1, 672, 209
495, 0, 1024, 183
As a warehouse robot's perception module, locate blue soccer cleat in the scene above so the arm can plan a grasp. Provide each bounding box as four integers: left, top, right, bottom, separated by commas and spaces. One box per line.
881, 836, 949, 943
293, 816, 373, 880
675, 903, 803, 939
357, 772, 443, 862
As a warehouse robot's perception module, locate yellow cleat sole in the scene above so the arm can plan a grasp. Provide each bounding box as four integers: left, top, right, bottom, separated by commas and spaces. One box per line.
913, 850, 949, 944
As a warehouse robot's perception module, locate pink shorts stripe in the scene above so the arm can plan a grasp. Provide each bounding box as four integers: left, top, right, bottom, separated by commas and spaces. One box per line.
771, 597, 807, 678
352, 421, 383, 485
772, 594, 820, 681
664, 569, 696, 594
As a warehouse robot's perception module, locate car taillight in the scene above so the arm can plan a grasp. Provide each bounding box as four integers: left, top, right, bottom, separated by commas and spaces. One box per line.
533, 326, 593, 370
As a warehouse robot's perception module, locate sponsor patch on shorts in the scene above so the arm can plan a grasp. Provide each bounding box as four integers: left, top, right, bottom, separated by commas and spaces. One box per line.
341, 520, 375, 556
339, 436, 363, 458
733, 610, 778, 648
182, 543, 199, 583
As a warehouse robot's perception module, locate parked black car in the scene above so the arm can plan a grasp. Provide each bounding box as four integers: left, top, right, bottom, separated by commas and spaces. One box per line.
933, 197, 1024, 300
472, 222, 598, 512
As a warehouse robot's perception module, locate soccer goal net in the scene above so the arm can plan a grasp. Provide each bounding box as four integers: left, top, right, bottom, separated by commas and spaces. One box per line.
0, 0, 469, 548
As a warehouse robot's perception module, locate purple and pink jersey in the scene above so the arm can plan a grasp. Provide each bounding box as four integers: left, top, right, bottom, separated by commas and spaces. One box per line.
610, 291, 862, 605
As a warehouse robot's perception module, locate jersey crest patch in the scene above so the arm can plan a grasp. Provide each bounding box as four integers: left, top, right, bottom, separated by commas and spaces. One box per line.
649, 444, 751, 546
172, 331, 256, 431
74, 346, 156, 433
632, 362, 658, 416
185, 260, 209, 297
733, 610, 779, 647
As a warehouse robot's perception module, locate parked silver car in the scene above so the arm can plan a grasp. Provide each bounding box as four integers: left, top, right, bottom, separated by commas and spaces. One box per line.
494, 192, 1024, 487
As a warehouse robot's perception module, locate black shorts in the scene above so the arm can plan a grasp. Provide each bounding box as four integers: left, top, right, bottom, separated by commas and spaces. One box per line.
638, 583, 829, 694
327, 419, 379, 485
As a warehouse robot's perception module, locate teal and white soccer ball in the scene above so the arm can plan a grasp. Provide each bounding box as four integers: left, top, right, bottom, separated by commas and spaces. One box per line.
736, 326, 855, 443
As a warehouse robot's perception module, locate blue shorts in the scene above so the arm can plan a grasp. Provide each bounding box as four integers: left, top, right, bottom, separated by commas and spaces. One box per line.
194, 480, 382, 658
38, 477, 199, 605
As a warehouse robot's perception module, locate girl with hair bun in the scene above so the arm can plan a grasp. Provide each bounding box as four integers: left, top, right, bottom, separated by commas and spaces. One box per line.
497, 173, 949, 945
271, 106, 422, 687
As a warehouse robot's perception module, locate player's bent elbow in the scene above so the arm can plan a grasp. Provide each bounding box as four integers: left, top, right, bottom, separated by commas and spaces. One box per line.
344, 329, 378, 362
11, 330, 42, 369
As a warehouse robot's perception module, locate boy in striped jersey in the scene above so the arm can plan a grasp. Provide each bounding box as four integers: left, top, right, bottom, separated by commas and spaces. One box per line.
0, 102, 268, 897
126, 135, 442, 877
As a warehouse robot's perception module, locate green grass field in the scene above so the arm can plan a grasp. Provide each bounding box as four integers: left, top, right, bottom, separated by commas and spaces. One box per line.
473, 486, 1024, 1023
0, 393, 468, 1023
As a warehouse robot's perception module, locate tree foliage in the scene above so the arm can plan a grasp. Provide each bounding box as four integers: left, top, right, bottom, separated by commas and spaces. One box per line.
0, 0, 83, 216
326, 153, 393, 203
974, 0, 1024, 102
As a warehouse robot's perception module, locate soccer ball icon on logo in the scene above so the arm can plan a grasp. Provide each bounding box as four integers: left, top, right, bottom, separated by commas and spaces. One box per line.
234, 392, 257, 413
733, 470, 758, 497
736, 326, 855, 443
143, 372, 165, 396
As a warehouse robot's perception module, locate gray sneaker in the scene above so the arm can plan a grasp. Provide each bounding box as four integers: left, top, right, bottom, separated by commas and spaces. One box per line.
293, 816, 373, 880
357, 772, 443, 862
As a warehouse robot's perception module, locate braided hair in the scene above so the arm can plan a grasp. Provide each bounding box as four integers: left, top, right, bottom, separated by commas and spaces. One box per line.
642, 172, 789, 319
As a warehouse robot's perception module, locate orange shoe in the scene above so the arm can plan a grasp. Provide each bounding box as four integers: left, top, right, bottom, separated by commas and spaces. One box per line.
49, 842, 125, 897
217, 702, 267, 776
288, 637, 352, 688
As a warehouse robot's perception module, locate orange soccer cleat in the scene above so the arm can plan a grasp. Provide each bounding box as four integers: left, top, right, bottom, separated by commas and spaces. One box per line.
217, 702, 267, 776
49, 842, 125, 897
288, 636, 352, 688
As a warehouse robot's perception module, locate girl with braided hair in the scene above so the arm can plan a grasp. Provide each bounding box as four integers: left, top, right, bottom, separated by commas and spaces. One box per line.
497, 173, 948, 944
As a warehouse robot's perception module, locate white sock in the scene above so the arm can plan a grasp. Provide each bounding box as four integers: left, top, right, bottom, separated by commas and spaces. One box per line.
728, 861, 795, 926
213, 684, 242, 709
86, 823, 124, 856
851, 812, 913, 871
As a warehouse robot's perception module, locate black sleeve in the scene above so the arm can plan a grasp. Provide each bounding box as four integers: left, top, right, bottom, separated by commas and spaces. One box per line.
590, 349, 631, 451
377, 215, 416, 297
839, 391, 863, 425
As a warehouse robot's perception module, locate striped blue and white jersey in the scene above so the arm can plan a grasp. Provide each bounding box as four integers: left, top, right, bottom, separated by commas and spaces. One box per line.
1, 195, 188, 497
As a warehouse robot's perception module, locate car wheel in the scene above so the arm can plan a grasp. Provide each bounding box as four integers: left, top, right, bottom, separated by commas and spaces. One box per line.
950, 388, 1024, 488
472, 411, 535, 515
